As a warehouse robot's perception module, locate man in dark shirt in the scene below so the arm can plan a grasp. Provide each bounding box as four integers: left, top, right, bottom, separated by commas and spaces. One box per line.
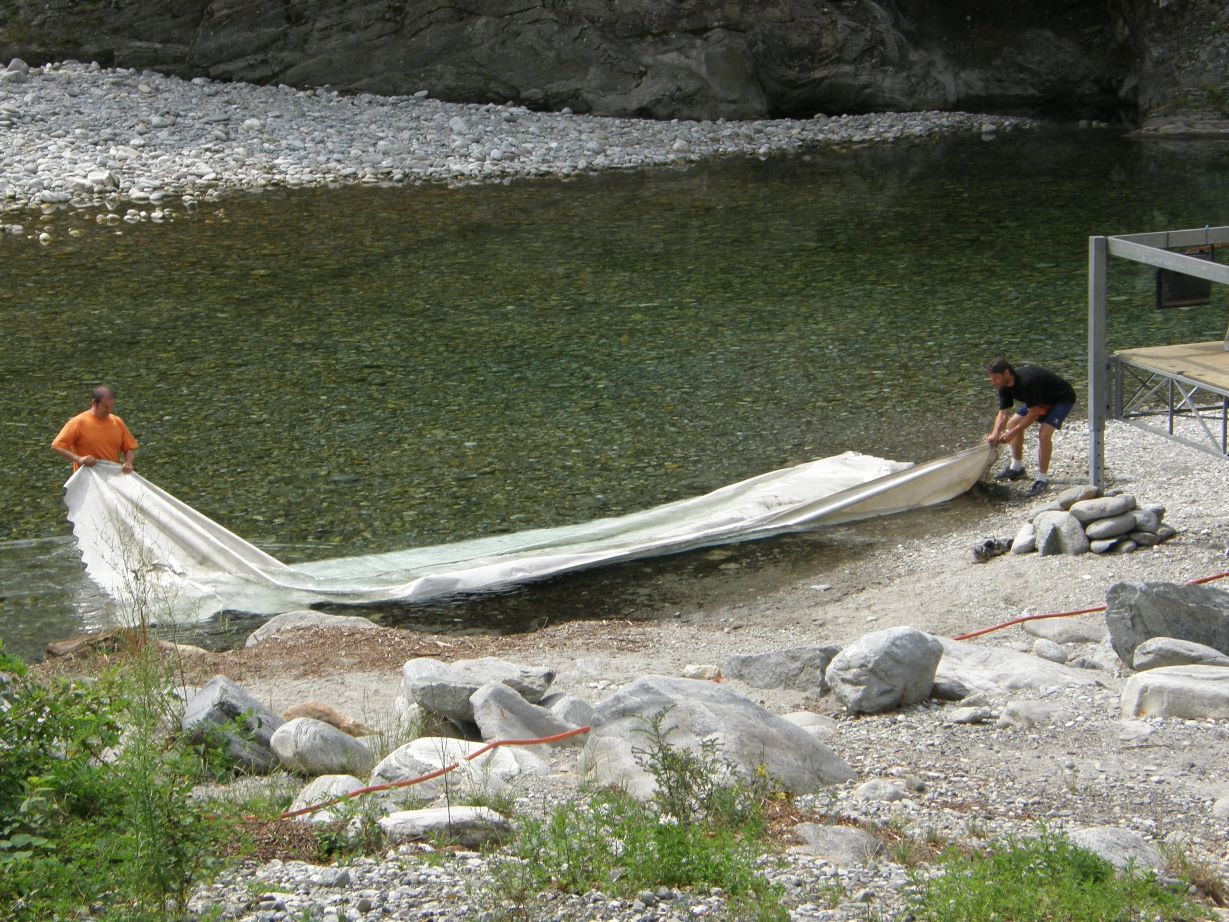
984, 358, 1077, 497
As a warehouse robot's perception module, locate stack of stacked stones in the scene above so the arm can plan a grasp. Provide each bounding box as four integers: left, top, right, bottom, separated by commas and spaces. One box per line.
1010, 486, 1176, 557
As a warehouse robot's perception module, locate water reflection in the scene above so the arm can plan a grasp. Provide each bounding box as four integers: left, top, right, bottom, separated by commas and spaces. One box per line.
3, 129, 1228, 660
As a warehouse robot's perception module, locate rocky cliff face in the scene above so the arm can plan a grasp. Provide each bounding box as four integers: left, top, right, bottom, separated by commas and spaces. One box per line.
0, 0, 1221, 128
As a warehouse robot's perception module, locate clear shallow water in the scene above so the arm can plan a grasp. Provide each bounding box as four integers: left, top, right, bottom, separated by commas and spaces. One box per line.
3, 129, 1228, 660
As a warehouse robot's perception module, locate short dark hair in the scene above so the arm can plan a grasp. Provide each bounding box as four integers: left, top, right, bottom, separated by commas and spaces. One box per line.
91, 385, 114, 404
985, 358, 1013, 375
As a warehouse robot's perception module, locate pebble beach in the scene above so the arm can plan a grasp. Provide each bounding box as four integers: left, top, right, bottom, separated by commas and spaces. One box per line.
1, 57, 1029, 231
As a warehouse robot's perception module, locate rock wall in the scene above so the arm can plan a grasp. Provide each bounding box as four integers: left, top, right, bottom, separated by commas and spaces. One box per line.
0, 0, 1219, 127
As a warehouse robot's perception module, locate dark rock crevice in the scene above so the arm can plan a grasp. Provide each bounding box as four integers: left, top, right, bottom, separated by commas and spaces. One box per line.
0, 0, 1221, 129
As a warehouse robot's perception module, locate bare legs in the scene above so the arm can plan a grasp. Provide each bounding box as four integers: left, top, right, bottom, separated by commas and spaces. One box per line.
1005, 421, 1056, 476
1037, 423, 1056, 477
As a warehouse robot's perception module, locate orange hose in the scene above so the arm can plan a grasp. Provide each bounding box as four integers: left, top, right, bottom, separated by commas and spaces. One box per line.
951, 568, 1229, 642
261, 724, 591, 822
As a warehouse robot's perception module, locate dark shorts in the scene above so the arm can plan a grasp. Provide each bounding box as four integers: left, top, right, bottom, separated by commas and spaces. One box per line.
1016, 401, 1074, 430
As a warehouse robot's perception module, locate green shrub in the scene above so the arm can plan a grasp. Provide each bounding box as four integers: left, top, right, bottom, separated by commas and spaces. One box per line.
483, 708, 787, 921
0, 641, 230, 921
909, 827, 1211, 922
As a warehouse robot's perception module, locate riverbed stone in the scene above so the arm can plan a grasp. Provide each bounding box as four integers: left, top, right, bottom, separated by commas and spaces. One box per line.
1068, 826, 1163, 871
1023, 615, 1107, 644
791, 823, 884, 865
1069, 494, 1136, 524
1033, 510, 1090, 555
1132, 637, 1229, 671
370, 736, 540, 802
1105, 581, 1229, 665
934, 638, 1105, 699
1121, 664, 1229, 719
181, 675, 284, 772
470, 682, 585, 748
722, 645, 840, 692
400, 657, 556, 723
825, 627, 942, 714
379, 806, 512, 848
288, 774, 366, 824
579, 675, 854, 800
245, 610, 381, 646
1084, 512, 1139, 540
270, 717, 376, 777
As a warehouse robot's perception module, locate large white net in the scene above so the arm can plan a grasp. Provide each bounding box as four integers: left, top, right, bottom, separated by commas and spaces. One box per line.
63, 445, 993, 622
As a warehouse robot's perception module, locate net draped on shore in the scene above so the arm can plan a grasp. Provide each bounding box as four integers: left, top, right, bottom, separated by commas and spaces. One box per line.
62, 445, 993, 622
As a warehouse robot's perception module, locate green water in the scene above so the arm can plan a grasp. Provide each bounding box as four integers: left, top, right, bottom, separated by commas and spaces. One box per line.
2, 128, 1227, 659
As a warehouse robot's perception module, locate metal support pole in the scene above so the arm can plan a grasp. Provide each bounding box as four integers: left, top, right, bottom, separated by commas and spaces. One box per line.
1088, 236, 1108, 488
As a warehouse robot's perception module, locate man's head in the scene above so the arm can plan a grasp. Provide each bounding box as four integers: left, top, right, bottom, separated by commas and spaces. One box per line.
91, 385, 116, 417
986, 358, 1014, 389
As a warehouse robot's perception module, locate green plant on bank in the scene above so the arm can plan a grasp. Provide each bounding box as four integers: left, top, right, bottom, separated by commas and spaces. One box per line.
481, 708, 789, 922
909, 827, 1213, 922
0, 638, 232, 921
1160, 841, 1229, 908
311, 793, 385, 860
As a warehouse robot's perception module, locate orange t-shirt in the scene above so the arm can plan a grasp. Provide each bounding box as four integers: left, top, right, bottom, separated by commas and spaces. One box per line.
53, 410, 139, 469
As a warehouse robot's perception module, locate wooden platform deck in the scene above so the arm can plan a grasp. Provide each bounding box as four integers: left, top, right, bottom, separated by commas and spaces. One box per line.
1112, 340, 1229, 456
1115, 340, 1229, 396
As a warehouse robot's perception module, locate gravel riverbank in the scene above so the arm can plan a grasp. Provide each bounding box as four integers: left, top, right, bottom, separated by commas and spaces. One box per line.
1, 58, 1033, 227
181, 420, 1229, 922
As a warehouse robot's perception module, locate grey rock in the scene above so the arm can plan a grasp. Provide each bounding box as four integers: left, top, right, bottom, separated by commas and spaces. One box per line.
379, 806, 512, 848
578, 675, 854, 800
1023, 615, 1107, 644
852, 778, 908, 802
401, 656, 556, 723
181, 675, 284, 772
781, 711, 838, 736
1105, 581, 1229, 665
246, 610, 381, 646
825, 626, 943, 714
370, 736, 542, 801
1132, 637, 1229, 671
1033, 510, 1090, 555
791, 823, 884, 866
1010, 521, 1036, 554
1121, 665, 1229, 719
0, 2, 1136, 123
1069, 494, 1136, 524
1031, 638, 1068, 663
997, 700, 1064, 727
1055, 484, 1100, 509
1214, 794, 1229, 819
539, 692, 599, 729
288, 774, 366, 824
270, 717, 375, 777
934, 638, 1105, 699
1084, 511, 1139, 540
722, 645, 840, 692
1089, 538, 1120, 554
1068, 826, 1163, 871
1129, 530, 1162, 547
1132, 504, 1164, 533
470, 682, 585, 748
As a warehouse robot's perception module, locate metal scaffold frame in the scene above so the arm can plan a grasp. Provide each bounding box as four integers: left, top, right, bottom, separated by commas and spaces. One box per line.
1088, 225, 1229, 487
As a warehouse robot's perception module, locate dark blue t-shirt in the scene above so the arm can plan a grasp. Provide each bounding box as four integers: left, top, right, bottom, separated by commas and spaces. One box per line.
998, 365, 1076, 411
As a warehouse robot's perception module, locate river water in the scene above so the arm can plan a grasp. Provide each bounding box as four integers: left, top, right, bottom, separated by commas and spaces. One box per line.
2, 128, 1227, 661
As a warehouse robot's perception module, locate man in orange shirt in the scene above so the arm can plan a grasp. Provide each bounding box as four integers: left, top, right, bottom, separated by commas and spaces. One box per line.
51, 385, 139, 473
